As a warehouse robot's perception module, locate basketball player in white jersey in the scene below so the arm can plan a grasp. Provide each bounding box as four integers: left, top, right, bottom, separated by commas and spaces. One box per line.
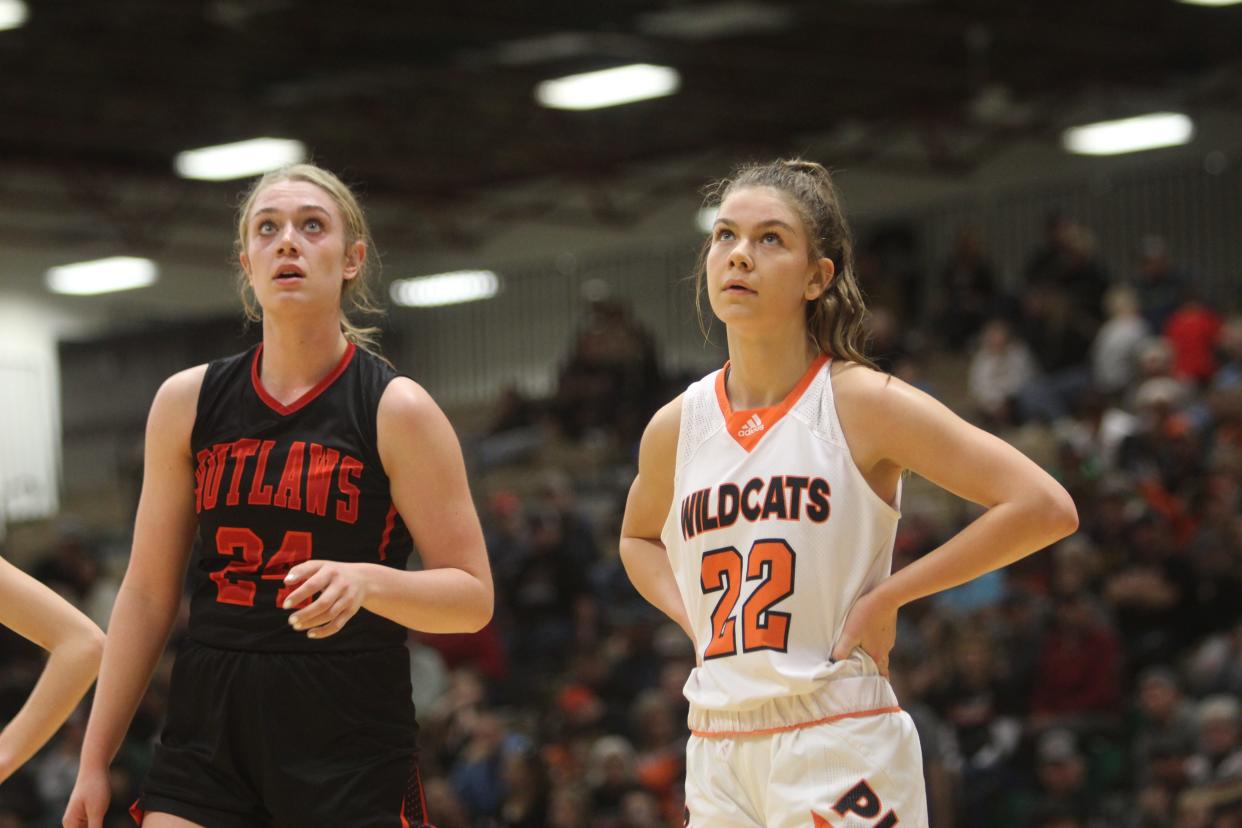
620, 159, 1078, 828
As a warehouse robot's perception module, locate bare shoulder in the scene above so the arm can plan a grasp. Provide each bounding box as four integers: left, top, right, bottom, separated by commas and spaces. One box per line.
829, 360, 935, 471
147, 364, 208, 446
155, 364, 208, 408
376, 377, 460, 470
622, 394, 684, 536
377, 376, 440, 425
829, 359, 909, 424
640, 393, 684, 461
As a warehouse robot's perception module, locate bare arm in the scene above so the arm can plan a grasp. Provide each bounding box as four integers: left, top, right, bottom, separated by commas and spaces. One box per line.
619, 396, 694, 642
76, 367, 203, 772
0, 559, 104, 782
852, 368, 1077, 605
284, 378, 493, 636
831, 366, 1078, 667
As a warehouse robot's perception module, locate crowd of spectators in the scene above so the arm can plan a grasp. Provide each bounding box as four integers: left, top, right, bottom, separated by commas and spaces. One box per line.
3, 216, 1242, 827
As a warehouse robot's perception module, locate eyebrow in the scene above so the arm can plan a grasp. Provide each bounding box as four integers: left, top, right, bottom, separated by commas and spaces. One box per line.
713, 217, 798, 233
252, 205, 331, 217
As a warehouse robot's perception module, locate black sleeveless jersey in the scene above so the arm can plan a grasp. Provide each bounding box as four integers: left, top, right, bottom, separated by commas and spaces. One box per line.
187, 343, 414, 652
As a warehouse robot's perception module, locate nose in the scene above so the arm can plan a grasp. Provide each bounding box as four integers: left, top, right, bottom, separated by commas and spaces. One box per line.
276, 223, 299, 256
728, 239, 753, 271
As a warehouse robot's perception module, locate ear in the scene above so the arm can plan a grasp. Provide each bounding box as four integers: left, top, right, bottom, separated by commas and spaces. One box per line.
239, 252, 253, 281
342, 240, 366, 282
806, 257, 835, 301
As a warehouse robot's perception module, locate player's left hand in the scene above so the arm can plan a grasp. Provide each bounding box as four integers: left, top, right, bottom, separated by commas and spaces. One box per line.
831, 589, 897, 677
283, 561, 370, 639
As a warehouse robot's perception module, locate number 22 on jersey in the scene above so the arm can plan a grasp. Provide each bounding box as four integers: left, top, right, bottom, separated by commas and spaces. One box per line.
700, 539, 795, 659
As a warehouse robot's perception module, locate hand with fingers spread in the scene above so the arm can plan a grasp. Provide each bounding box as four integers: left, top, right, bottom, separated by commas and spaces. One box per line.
283, 561, 371, 639
830, 588, 898, 678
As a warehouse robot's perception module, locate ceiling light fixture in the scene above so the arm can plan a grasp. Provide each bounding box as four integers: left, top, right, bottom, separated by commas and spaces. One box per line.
0, 0, 28, 31
1062, 112, 1194, 155
536, 64, 680, 111
174, 138, 307, 181
46, 257, 159, 296
389, 271, 500, 308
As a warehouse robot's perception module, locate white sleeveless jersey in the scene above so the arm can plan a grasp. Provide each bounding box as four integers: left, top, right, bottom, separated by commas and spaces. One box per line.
661, 355, 901, 712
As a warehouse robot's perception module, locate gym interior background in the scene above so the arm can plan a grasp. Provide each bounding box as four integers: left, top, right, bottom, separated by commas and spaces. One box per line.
3, 2, 1242, 825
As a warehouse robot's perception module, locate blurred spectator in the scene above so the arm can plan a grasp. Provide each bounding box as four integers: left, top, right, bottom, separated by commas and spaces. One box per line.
865, 306, 912, 373
31, 529, 102, 605
1016, 728, 1127, 827
488, 385, 538, 437
1103, 513, 1194, 676
933, 228, 998, 351
1023, 214, 1074, 290
933, 631, 1020, 826
1132, 668, 1199, 774
1214, 316, 1242, 390
1030, 592, 1122, 727
586, 735, 641, 825
1186, 622, 1242, 699
969, 318, 1038, 426
554, 298, 662, 444
1018, 284, 1097, 376
508, 501, 593, 675
628, 689, 686, 819
1187, 696, 1242, 784
1092, 285, 1150, 397
548, 785, 589, 828
1133, 235, 1187, 334
496, 747, 548, 827
423, 776, 472, 828
1164, 293, 1224, 385
1024, 217, 1110, 325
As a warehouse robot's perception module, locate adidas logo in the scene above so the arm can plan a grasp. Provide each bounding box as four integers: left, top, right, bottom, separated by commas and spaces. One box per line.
737, 414, 765, 437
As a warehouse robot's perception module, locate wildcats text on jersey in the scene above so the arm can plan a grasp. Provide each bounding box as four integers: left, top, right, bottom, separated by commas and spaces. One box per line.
194, 438, 363, 524
680, 475, 830, 541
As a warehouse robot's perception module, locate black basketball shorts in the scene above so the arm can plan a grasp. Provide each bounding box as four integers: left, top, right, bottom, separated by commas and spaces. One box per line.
134, 640, 433, 827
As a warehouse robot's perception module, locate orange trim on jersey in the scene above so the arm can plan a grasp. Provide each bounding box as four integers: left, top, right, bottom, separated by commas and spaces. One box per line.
251, 342, 357, 416
715, 354, 828, 452
689, 704, 901, 739
129, 800, 144, 825
377, 503, 398, 561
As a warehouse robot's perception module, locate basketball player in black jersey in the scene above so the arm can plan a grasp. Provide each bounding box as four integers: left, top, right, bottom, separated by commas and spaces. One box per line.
63, 164, 493, 828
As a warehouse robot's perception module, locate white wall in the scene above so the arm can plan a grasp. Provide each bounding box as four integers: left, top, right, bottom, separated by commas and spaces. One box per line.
0, 293, 105, 538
